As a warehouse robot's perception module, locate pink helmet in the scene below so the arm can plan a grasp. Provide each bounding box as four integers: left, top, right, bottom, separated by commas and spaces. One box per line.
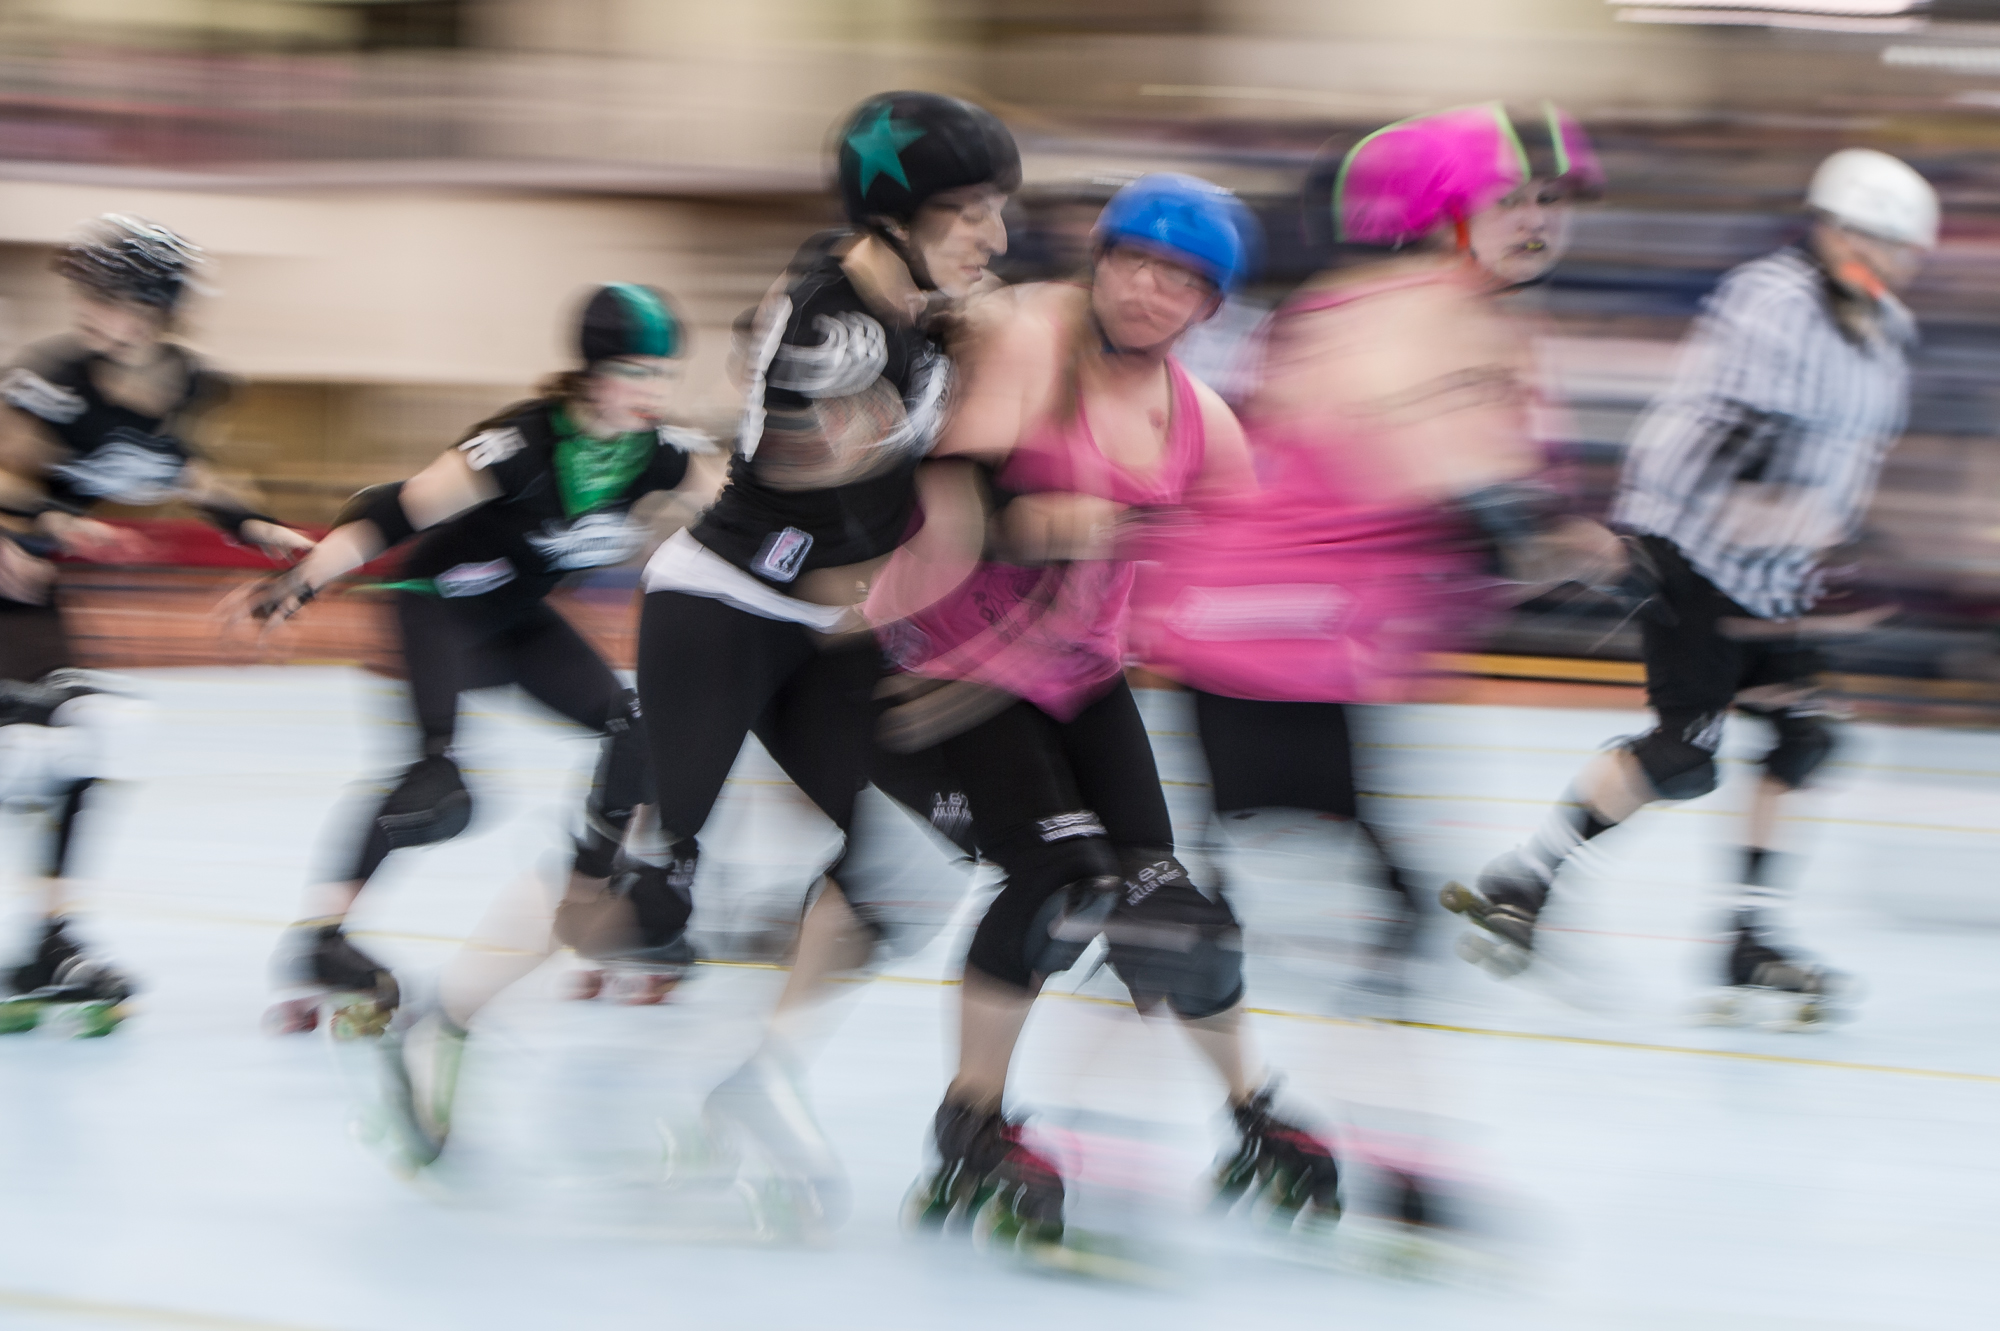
1334, 102, 1603, 246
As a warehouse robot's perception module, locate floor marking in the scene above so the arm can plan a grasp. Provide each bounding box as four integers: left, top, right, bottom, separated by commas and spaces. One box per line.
68, 896, 2000, 1086
0, 1288, 344, 1331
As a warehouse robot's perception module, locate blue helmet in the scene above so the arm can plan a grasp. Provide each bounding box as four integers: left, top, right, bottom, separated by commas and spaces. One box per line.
1093, 173, 1258, 293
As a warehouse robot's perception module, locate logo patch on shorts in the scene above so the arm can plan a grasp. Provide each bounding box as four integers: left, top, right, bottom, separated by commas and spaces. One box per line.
434, 558, 516, 598
1036, 811, 1107, 843
751, 526, 813, 582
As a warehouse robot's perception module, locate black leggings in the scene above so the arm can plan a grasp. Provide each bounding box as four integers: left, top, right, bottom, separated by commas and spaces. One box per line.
1191, 690, 1418, 918
636, 591, 881, 846
335, 593, 631, 885
938, 678, 1177, 989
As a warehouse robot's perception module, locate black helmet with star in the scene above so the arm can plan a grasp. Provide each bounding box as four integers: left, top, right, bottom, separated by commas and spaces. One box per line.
834, 91, 1021, 230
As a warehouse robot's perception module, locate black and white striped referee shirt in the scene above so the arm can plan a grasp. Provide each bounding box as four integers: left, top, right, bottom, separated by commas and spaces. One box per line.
1610, 244, 1915, 620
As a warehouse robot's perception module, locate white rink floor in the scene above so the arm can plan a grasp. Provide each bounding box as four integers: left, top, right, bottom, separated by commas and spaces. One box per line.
2, 666, 1997, 1331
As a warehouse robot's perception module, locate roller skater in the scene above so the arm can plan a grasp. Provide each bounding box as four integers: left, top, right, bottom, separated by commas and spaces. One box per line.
1447, 148, 1935, 1025
0, 216, 312, 1027
1134, 104, 1611, 990
632, 90, 1018, 1231
230, 282, 712, 1039
872, 173, 1340, 1257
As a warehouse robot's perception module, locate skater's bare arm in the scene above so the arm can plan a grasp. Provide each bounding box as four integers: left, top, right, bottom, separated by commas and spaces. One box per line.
221, 448, 498, 625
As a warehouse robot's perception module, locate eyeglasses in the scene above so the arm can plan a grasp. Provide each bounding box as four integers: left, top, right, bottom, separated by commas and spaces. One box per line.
1099, 246, 1216, 295
597, 360, 675, 381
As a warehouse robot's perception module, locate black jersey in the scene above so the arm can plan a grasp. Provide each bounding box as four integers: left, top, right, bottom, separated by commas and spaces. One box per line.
397, 399, 694, 603
0, 334, 229, 512
691, 232, 950, 588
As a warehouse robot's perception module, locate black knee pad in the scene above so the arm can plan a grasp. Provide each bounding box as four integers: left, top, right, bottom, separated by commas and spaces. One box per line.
1745, 704, 1838, 790
574, 690, 652, 879
964, 812, 1121, 990
609, 837, 697, 964
1104, 851, 1244, 1020
1625, 711, 1723, 801
375, 754, 472, 850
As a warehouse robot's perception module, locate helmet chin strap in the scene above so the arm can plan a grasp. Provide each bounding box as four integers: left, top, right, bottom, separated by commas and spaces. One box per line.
875, 222, 939, 293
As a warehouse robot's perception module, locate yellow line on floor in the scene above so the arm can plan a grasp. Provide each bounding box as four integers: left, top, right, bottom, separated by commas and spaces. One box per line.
70, 900, 2000, 1086
0, 1288, 345, 1331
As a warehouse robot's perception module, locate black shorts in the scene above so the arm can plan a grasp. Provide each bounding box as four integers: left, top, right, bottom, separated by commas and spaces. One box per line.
1637, 535, 1822, 717
1191, 691, 1358, 819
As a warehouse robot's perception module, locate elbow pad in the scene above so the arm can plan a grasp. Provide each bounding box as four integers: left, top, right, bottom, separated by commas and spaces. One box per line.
336, 482, 417, 548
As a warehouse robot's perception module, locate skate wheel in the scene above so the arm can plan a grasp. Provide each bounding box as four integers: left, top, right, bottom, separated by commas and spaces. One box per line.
263, 998, 321, 1036
970, 1187, 1061, 1257
1438, 882, 1479, 916
900, 1178, 952, 1233
1455, 933, 1529, 980
0, 997, 46, 1036
72, 1001, 129, 1038
326, 996, 394, 1041
565, 969, 605, 1001
613, 972, 681, 1006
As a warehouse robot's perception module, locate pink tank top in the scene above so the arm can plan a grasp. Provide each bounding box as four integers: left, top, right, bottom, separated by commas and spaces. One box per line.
1130, 279, 1496, 704
892, 357, 1209, 720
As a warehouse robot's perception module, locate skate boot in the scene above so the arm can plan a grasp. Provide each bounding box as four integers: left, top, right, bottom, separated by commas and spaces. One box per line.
265, 921, 400, 1038
1439, 851, 1547, 979
1702, 926, 1852, 1031
1, 920, 135, 1037
700, 1050, 850, 1235
903, 1101, 1065, 1253
373, 1003, 468, 1174
1215, 1084, 1342, 1232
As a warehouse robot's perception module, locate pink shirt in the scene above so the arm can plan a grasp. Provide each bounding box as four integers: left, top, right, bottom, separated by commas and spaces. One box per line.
889, 357, 1209, 720
1130, 278, 1496, 703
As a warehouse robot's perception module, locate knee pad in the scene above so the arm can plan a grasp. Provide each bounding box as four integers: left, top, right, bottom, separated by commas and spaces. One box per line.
375, 754, 472, 850
574, 690, 651, 879
1624, 711, 1723, 801
1746, 705, 1838, 790
560, 838, 697, 966
964, 812, 1121, 989
1104, 851, 1245, 1021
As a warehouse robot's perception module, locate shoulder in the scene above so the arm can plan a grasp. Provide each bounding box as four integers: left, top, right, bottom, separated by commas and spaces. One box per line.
1708, 248, 1826, 323
455, 399, 550, 471
1, 335, 92, 423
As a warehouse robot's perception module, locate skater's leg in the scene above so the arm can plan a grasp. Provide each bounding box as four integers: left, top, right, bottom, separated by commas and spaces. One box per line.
948, 968, 1041, 1113
637, 591, 811, 845
436, 862, 568, 1029
294, 594, 485, 923
497, 604, 649, 877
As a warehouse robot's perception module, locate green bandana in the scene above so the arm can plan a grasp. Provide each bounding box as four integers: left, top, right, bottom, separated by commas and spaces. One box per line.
553, 407, 654, 518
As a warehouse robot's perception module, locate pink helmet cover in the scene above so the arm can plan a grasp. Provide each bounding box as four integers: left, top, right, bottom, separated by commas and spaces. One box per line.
1335, 103, 1599, 246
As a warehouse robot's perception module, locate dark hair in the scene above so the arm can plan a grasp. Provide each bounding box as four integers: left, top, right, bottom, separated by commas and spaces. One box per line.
534, 368, 593, 404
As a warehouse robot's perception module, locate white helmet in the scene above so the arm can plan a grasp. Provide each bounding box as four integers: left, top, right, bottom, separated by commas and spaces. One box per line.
1807, 148, 1938, 250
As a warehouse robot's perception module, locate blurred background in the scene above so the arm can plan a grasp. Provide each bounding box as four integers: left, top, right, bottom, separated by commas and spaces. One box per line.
10, 0, 2000, 706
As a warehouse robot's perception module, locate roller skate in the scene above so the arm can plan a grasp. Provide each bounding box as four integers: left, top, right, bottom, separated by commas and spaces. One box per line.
1698, 926, 1853, 1031
1439, 852, 1547, 980
904, 1101, 1066, 1257
685, 1049, 850, 1239
0, 919, 135, 1038
370, 1002, 467, 1174
265, 921, 400, 1039
1214, 1084, 1342, 1236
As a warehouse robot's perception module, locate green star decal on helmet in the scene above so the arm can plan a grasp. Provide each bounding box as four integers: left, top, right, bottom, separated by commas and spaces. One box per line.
847, 106, 927, 199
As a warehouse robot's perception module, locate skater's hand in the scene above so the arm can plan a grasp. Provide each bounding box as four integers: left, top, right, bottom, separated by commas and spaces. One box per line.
39, 512, 153, 563
239, 519, 317, 562
0, 535, 54, 604
217, 568, 317, 642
